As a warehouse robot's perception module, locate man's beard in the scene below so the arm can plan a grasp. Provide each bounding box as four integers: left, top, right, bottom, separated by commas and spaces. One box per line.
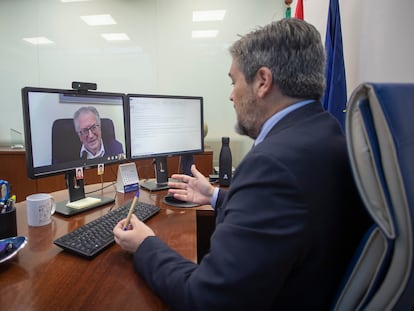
234, 122, 249, 137
234, 96, 261, 139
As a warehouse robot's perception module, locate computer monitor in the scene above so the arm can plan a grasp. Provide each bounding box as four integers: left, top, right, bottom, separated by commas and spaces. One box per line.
22, 86, 127, 215
127, 94, 204, 193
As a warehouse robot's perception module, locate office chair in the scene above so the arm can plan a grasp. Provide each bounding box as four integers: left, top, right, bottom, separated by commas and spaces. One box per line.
51, 118, 118, 164
331, 83, 414, 310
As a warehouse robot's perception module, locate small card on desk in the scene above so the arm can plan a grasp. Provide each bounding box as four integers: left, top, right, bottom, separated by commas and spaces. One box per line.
116, 163, 139, 193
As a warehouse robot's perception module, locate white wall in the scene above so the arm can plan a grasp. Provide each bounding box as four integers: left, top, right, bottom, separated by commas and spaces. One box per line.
0, 0, 284, 148
305, 0, 414, 95
1, 0, 414, 166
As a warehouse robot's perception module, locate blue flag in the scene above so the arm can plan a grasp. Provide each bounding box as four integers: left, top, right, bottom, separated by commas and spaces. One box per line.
322, 0, 347, 130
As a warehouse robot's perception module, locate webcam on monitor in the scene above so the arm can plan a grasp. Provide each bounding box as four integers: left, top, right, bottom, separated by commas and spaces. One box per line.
71, 81, 97, 92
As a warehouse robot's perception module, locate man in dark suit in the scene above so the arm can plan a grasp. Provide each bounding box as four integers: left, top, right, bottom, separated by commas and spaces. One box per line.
114, 18, 370, 310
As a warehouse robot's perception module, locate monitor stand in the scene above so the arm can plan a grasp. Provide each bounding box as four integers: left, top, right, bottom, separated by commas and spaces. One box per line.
139, 156, 199, 208
140, 156, 170, 191
140, 180, 169, 191
55, 171, 115, 216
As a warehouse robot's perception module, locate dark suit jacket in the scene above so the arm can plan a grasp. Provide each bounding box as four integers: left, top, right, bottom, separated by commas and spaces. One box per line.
79, 139, 123, 160
133, 102, 370, 311
103, 138, 124, 157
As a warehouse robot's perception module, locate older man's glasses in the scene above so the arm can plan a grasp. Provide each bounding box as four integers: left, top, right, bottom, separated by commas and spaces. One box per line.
78, 124, 100, 137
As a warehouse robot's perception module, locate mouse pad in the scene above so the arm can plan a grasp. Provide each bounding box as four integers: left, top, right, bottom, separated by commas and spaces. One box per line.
162, 195, 200, 208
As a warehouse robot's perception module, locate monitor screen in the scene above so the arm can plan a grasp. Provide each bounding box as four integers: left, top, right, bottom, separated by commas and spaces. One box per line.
22, 86, 127, 214
127, 94, 204, 191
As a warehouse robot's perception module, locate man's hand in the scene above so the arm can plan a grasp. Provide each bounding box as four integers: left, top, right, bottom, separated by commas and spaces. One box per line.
168, 165, 215, 205
113, 214, 155, 253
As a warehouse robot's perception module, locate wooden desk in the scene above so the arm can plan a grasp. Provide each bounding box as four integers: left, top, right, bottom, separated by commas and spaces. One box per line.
0, 183, 213, 310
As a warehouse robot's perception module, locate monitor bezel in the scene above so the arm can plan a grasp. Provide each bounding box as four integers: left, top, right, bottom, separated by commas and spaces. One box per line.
22, 86, 129, 179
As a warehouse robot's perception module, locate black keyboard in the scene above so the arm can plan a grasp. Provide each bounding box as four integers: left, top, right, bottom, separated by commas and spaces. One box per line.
54, 201, 160, 259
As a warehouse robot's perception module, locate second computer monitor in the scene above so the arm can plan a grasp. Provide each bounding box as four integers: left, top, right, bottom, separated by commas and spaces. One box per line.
127, 94, 204, 191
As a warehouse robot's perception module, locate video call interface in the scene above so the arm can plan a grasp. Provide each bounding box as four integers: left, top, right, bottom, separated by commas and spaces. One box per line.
22, 88, 204, 179
23, 88, 127, 178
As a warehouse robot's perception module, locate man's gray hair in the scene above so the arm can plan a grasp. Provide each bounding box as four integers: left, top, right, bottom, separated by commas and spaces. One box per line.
229, 18, 326, 100
73, 106, 101, 132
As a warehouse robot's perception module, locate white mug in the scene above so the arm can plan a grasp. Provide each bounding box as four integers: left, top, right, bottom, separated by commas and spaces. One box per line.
26, 193, 56, 227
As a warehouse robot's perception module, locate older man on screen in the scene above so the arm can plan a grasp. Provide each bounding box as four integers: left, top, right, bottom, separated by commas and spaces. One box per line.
73, 106, 123, 160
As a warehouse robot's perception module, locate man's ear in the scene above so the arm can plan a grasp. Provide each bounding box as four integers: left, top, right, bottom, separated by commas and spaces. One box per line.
254, 67, 273, 98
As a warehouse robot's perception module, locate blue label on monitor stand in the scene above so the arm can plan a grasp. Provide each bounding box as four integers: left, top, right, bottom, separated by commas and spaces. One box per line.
124, 183, 139, 193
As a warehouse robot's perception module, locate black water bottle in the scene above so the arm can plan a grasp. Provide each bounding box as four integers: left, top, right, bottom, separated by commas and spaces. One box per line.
219, 137, 232, 186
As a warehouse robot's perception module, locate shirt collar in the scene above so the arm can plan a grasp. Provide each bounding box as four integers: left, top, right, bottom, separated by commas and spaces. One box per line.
254, 100, 314, 146
80, 139, 105, 159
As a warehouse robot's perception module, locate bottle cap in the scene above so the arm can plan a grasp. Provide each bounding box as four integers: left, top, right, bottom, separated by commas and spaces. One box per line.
222, 137, 230, 144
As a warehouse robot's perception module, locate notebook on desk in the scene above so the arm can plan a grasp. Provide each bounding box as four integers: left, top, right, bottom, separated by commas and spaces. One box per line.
55, 196, 115, 216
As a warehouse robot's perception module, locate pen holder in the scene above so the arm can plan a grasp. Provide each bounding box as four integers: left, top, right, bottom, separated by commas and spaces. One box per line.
0, 208, 17, 239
